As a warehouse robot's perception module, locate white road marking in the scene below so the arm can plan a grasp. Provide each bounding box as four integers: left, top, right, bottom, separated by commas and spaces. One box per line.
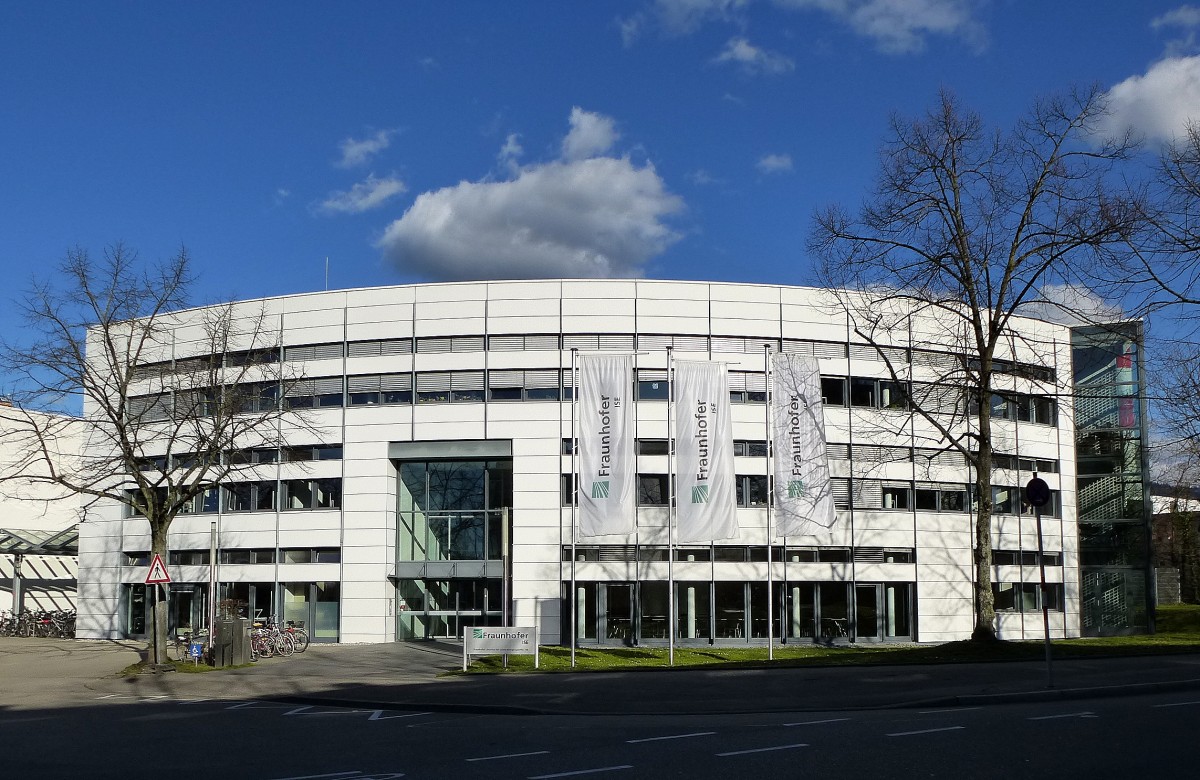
227, 701, 289, 711
782, 717, 851, 726
368, 710, 431, 721
887, 726, 965, 737
717, 743, 808, 756
1027, 712, 1096, 720
466, 750, 551, 762
1153, 701, 1200, 708
177, 698, 213, 705
528, 766, 633, 779
269, 773, 364, 780
918, 707, 981, 714
627, 731, 716, 743
95, 694, 129, 700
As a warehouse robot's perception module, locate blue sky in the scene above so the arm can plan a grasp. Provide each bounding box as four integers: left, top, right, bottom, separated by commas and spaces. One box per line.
2, 1, 1198, 324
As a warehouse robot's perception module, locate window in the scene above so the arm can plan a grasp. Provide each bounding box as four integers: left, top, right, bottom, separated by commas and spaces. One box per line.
125, 551, 151, 566
223, 481, 277, 512
735, 475, 769, 507
733, 440, 768, 457
638, 379, 669, 401
281, 547, 341, 564
638, 439, 670, 456
283, 444, 343, 462
850, 377, 876, 407
638, 474, 670, 506
284, 377, 344, 409
561, 474, 576, 506
674, 547, 711, 562
283, 342, 344, 362
168, 550, 210, 566
882, 485, 910, 509
821, 377, 847, 406
978, 392, 1058, 426
993, 582, 1063, 612
914, 484, 968, 512
282, 478, 341, 510
220, 548, 275, 564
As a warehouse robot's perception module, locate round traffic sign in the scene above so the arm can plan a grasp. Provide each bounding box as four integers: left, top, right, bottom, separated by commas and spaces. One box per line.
1025, 476, 1051, 508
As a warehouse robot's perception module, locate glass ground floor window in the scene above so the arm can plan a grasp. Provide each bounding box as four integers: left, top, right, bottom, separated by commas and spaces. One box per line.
121, 583, 211, 639
562, 580, 915, 645
394, 577, 502, 640
122, 581, 340, 642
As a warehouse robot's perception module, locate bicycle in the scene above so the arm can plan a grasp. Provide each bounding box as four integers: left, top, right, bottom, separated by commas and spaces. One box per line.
282, 619, 310, 653
169, 629, 209, 662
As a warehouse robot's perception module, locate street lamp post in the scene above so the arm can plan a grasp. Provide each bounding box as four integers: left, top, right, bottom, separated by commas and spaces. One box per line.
1026, 474, 1054, 689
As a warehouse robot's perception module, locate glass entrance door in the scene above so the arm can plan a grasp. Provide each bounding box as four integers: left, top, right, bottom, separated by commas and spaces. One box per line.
855, 584, 881, 640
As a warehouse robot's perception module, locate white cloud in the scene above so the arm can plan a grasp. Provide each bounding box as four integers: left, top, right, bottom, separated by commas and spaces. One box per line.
1152, 5, 1200, 30
689, 168, 717, 185
319, 174, 407, 215
1020, 283, 1124, 326
335, 129, 396, 168
713, 36, 795, 74
562, 107, 620, 161
756, 153, 794, 174
497, 133, 524, 173
1098, 56, 1200, 143
377, 108, 682, 281
775, 0, 985, 54
632, 0, 985, 54
654, 0, 752, 34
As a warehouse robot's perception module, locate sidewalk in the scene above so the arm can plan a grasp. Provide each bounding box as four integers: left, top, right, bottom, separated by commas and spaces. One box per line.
78, 640, 1200, 715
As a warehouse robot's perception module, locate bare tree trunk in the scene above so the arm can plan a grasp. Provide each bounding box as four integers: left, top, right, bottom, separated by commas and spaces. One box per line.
972, 397, 996, 641
151, 521, 170, 665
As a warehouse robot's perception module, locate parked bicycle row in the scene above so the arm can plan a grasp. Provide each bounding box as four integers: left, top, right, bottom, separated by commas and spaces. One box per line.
0, 609, 77, 638
169, 617, 310, 663
250, 618, 310, 659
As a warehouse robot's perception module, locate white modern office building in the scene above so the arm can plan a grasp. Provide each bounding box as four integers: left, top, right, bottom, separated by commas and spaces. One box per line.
74, 280, 1151, 645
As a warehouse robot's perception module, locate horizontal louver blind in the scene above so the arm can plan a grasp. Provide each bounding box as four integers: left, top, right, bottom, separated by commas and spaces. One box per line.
451, 371, 484, 390
489, 370, 524, 388
525, 334, 560, 351
637, 334, 674, 351
416, 372, 451, 392
711, 336, 744, 352
563, 334, 599, 350
417, 337, 452, 354
488, 335, 525, 352
674, 335, 708, 352
599, 334, 634, 350
525, 369, 560, 389
380, 373, 411, 391
284, 343, 343, 361
826, 443, 850, 460
782, 339, 815, 356
638, 369, 668, 382
347, 375, 380, 393
812, 341, 847, 359
452, 336, 484, 352
745, 338, 779, 353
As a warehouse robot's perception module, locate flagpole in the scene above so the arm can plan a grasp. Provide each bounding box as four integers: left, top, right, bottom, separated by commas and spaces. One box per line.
666, 345, 675, 667
764, 345, 775, 661
570, 347, 578, 669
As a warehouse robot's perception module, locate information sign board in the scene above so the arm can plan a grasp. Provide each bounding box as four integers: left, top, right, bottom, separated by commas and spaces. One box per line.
463, 626, 538, 670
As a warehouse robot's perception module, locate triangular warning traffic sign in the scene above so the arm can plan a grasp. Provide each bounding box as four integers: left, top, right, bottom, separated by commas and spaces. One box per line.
145, 554, 171, 584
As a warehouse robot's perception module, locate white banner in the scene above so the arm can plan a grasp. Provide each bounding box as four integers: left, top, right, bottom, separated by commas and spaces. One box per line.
674, 360, 738, 543
577, 355, 636, 537
771, 353, 837, 535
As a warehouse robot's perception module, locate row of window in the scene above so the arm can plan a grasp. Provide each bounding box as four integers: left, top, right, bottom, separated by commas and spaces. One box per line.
994, 582, 1064, 612
562, 438, 1058, 474
564, 545, 917, 563
125, 478, 342, 516
136, 444, 342, 472
560, 475, 1060, 516
133, 334, 1055, 383
125, 547, 341, 566
562, 546, 1061, 566
129, 372, 1057, 428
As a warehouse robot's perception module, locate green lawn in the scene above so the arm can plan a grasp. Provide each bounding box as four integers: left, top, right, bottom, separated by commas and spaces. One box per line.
464, 604, 1200, 674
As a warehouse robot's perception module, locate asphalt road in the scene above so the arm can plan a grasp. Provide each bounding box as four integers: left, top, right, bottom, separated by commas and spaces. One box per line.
5, 689, 1197, 779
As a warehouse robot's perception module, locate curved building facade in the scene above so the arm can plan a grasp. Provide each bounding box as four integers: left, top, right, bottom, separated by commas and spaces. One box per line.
77, 279, 1102, 645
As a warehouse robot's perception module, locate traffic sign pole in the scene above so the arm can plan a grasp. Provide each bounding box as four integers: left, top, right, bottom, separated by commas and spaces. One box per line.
1027, 474, 1054, 689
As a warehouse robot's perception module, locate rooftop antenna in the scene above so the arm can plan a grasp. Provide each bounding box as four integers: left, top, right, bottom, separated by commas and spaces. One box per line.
325, 256, 329, 291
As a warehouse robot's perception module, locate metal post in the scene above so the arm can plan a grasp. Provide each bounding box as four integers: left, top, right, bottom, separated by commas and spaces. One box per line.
667, 346, 675, 667
1035, 502, 1054, 689
570, 348, 578, 669
764, 344, 774, 661
208, 520, 217, 656
502, 506, 510, 626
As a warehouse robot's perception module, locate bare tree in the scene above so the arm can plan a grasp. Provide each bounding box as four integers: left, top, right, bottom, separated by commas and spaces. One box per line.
0, 244, 302, 664
810, 87, 1141, 641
